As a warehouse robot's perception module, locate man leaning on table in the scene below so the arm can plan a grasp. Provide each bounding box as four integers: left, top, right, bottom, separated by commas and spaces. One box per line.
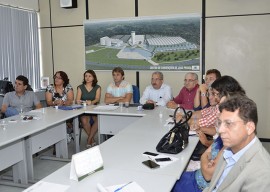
139, 71, 172, 106
203, 95, 270, 192
104, 67, 133, 104
167, 72, 199, 110
1, 75, 42, 117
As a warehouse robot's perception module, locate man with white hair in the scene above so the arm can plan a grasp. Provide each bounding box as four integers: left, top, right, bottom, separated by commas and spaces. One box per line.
140, 71, 172, 106
167, 72, 199, 110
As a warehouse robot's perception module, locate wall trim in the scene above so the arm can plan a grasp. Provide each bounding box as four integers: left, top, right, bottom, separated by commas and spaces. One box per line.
206, 13, 270, 19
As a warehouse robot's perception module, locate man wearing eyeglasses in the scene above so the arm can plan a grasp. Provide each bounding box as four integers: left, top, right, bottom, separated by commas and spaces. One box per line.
203, 95, 270, 192
167, 72, 199, 110
139, 71, 172, 106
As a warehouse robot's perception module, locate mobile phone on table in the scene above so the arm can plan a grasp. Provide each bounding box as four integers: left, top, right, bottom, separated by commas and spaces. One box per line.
143, 151, 159, 156
142, 160, 160, 169
155, 157, 172, 162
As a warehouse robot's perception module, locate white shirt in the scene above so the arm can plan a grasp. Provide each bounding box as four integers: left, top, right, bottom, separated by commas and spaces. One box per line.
139, 83, 172, 106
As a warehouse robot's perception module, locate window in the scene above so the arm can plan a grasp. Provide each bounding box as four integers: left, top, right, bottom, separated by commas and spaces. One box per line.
0, 5, 40, 89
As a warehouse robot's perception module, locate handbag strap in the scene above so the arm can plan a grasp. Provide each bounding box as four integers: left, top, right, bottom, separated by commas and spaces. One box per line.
173, 107, 192, 125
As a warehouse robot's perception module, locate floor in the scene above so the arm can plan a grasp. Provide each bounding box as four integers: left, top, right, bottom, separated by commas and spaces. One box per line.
0, 130, 93, 192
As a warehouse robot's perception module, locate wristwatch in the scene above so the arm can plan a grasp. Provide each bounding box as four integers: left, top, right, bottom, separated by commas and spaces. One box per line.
201, 93, 206, 97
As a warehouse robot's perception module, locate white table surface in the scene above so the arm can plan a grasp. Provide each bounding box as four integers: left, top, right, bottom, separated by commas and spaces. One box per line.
99, 106, 198, 180
1, 105, 198, 190
24, 164, 176, 192
23, 106, 199, 191
0, 107, 83, 147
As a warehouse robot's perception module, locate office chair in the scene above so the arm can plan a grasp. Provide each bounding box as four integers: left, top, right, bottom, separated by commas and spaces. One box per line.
132, 85, 140, 104
0, 111, 5, 119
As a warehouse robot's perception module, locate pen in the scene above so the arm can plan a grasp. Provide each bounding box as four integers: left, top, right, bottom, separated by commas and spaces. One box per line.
114, 181, 133, 192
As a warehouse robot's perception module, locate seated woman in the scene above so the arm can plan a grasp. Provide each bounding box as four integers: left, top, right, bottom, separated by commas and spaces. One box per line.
76, 70, 101, 148
45, 71, 74, 107
45, 71, 74, 142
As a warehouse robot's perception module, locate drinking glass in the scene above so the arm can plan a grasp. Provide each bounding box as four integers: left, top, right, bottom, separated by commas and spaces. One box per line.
20, 105, 24, 118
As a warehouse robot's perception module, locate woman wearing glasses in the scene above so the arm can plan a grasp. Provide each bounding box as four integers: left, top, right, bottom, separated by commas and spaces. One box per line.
45, 71, 74, 107
45, 71, 74, 145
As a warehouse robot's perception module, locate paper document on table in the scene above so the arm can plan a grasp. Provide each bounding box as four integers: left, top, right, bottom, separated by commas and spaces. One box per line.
97, 181, 144, 192
94, 105, 119, 111
23, 181, 69, 192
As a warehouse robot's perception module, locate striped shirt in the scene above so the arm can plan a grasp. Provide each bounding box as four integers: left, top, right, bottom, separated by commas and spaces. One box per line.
106, 80, 133, 97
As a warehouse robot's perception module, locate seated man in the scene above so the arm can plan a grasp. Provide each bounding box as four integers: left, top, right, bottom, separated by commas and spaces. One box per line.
104, 67, 133, 104
167, 72, 199, 110
193, 69, 221, 111
204, 95, 270, 191
139, 71, 172, 106
1, 75, 42, 117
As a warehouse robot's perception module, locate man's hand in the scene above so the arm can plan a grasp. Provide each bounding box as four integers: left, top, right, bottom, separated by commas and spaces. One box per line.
199, 84, 208, 93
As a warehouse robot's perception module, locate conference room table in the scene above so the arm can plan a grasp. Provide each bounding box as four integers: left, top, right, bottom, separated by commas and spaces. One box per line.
0, 107, 84, 185
22, 105, 199, 191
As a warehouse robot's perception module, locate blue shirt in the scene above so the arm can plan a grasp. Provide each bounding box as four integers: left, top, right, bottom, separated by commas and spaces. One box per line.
213, 137, 257, 191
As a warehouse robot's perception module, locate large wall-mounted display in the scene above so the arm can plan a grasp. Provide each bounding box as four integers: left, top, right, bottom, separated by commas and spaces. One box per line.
84, 14, 200, 71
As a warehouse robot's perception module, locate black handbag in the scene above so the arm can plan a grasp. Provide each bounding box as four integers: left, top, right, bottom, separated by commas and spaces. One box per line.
156, 107, 192, 154
142, 103, 155, 110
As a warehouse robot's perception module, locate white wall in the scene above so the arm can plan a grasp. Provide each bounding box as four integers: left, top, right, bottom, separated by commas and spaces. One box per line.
205, 0, 270, 138
1, 0, 270, 141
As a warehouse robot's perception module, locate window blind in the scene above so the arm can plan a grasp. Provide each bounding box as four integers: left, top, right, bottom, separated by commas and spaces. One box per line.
0, 5, 40, 89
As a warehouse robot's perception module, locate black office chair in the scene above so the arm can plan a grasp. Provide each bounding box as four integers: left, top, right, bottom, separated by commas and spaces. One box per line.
0, 111, 5, 119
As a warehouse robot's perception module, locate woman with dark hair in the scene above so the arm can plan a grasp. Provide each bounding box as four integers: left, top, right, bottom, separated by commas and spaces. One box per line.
45, 71, 74, 106
211, 75, 246, 98
45, 71, 74, 147
76, 70, 101, 147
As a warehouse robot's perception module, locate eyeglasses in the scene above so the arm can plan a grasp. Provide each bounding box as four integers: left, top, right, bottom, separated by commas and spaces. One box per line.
205, 77, 215, 82
151, 78, 161, 82
23, 116, 33, 120
215, 119, 245, 131
54, 76, 62, 80
184, 79, 196, 83
207, 91, 220, 98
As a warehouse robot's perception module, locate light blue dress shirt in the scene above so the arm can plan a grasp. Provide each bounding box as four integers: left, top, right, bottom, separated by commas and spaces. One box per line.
212, 137, 257, 192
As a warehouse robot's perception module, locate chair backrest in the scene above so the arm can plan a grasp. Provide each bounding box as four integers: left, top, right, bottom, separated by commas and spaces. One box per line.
0, 80, 14, 94
132, 85, 140, 104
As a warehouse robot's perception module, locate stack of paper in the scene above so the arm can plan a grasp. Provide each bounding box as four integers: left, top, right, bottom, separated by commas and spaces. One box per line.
97, 181, 144, 192
94, 105, 119, 111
